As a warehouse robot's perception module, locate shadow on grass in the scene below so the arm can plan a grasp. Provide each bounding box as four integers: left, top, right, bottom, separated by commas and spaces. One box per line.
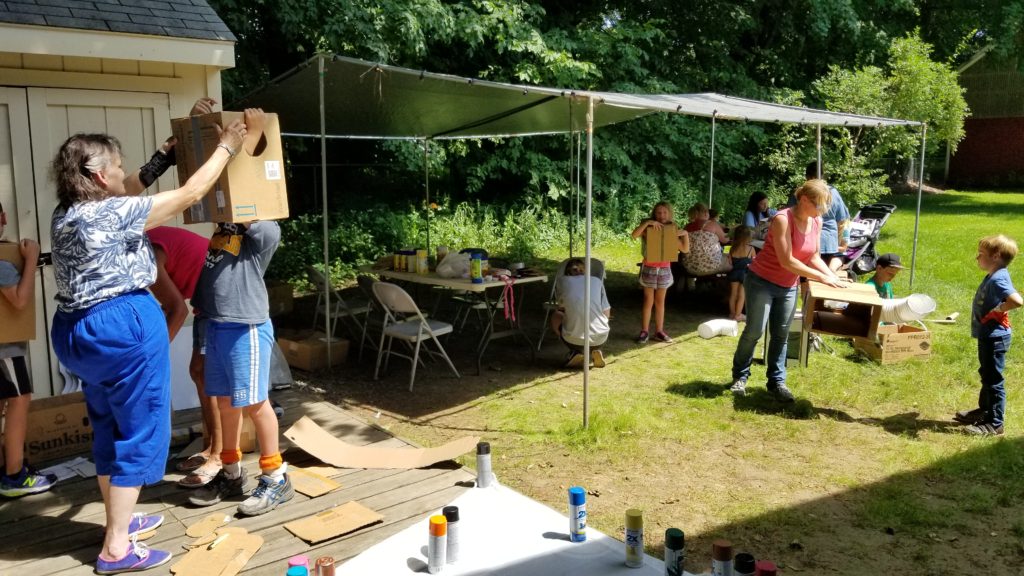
815, 408, 964, 438
666, 380, 729, 398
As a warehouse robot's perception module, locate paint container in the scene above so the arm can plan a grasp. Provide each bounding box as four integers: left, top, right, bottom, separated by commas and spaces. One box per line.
443, 506, 460, 564
392, 251, 400, 271
475, 442, 492, 488
470, 253, 483, 284
568, 486, 587, 542
754, 560, 777, 576
285, 568, 307, 576
734, 552, 755, 576
314, 557, 335, 576
417, 249, 428, 275
664, 528, 685, 576
711, 539, 733, 576
287, 555, 310, 572
625, 509, 644, 568
428, 515, 447, 574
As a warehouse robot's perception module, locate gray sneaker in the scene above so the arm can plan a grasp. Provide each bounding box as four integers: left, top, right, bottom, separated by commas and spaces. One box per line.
769, 383, 795, 403
729, 379, 747, 396
188, 468, 249, 507
237, 474, 294, 516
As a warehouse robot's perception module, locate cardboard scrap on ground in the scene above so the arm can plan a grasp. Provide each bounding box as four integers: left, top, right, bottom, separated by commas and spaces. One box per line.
172, 527, 261, 576
284, 501, 383, 544
284, 416, 479, 469
186, 513, 233, 538
289, 466, 342, 498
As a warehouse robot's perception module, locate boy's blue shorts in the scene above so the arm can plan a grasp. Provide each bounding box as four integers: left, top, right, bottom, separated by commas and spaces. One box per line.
51, 290, 171, 487
204, 320, 273, 407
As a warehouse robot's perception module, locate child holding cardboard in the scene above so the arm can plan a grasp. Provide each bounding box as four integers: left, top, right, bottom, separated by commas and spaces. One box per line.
631, 201, 689, 343
0, 201, 58, 497
954, 234, 1022, 436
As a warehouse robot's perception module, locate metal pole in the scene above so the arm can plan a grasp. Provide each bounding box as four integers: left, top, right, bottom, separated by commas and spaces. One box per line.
583, 96, 594, 430
568, 105, 574, 257
319, 55, 332, 365
424, 139, 431, 257
816, 125, 822, 177
708, 113, 716, 207
910, 123, 927, 288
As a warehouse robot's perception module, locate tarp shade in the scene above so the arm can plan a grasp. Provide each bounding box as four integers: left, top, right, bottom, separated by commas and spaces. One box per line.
232, 55, 921, 140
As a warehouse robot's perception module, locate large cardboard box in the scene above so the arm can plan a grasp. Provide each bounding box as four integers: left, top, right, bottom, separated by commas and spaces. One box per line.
855, 323, 932, 364
0, 242, 35, 343
278, 335, 349, 371
24, 392, 93, 463
644, 223, 681, 263
171, 112, 289, 224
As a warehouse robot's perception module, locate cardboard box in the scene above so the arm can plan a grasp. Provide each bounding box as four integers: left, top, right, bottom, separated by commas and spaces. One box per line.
171, 111, 289, 224
24, 392, 93, 463
0, 242, 35, 343
265, 280, 294, 317
644, 223, 681, 263
277, 335, 348, 371
855, 323, 933, 364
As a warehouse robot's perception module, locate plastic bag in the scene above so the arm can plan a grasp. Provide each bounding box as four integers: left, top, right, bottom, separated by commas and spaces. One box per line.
437, 251, 471, 278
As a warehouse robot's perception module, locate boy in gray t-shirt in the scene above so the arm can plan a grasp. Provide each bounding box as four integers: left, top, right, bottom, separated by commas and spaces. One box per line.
0, 201, 57, 497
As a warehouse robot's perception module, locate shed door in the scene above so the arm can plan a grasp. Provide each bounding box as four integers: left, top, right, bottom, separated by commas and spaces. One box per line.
22, 88, 172, 396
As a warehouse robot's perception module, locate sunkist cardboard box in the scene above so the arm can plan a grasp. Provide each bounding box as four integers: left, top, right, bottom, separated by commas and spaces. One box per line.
24, 392, 93, 463
171, 111, 289, 224
278, 335, 348, 372
854, 323, 932, 364
0, 242, 35, 343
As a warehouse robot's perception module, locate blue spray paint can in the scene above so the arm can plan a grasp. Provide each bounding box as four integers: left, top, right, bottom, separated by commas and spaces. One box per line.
568, 486, 587, 542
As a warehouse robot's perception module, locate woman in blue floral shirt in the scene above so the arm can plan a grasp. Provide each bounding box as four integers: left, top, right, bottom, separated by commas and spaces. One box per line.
49, 105, 247, 574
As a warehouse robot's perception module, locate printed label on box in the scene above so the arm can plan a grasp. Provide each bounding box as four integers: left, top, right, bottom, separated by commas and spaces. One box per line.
236, 204, 257, 218
216, 188, 226, 209
265, 160, 282, 181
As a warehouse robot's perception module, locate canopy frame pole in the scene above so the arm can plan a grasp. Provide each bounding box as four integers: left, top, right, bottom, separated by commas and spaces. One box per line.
576, 132, 583, 255
423, 139, 431, 257
708, 112, 717, 207
318, 55, 332, 365
910, 123, 927, 288
568, 104, 575, 257
816, 125, 822, 177
583, 96, 594, 430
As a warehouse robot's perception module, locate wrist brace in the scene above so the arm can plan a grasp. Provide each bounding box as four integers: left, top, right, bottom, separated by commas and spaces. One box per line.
138, 147, 176, 188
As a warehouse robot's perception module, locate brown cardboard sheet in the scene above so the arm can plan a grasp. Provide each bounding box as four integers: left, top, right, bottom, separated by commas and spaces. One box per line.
172, 527, 262, 576
643, 223, 681, 263
0, 242, 34, 343
284, 416, 479, 469
289, 466, 342, 497
284, 501, 383, 544
185, 513, 233, 538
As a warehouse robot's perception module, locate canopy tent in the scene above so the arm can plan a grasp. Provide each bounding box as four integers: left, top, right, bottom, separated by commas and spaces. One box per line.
234, 53, 926, 428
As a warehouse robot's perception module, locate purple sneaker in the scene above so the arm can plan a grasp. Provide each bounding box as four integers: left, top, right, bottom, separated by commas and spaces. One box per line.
128, 513, 164, 538
95, 539, 172, 574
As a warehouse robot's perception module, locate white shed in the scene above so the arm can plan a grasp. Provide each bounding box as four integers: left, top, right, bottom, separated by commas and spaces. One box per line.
0, 0, 235, 396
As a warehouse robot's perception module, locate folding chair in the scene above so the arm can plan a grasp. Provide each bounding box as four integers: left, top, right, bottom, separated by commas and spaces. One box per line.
308, 266, 370, 341
373, 282, 461, 391
355, 274, 386, 362
537, 257, 605, 351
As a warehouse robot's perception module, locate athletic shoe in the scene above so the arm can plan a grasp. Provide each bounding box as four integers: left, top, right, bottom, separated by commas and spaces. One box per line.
591, 349, 606, 368
768, 383, 795, 403
729, 379, 747, 397
653, 331, 673, 343
953, 408, 985, 425
127, 513, 163, 538
238, 473, 294, 516
188, 468, 249, 507
564, 352, 585, 369
95, 538, 172, 574
0, 465, 57, 498
636, 330, 650, 344
964, 422, 1004, 436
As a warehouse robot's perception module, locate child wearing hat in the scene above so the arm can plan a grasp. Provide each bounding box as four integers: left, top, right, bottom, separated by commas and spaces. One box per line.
866, 253, 903, 299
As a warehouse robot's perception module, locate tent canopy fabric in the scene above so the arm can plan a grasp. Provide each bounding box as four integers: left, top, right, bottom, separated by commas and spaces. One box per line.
232, 54, 921, 140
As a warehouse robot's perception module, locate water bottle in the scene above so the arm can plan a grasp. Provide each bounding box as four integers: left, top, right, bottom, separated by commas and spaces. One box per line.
470, 253, 483, 284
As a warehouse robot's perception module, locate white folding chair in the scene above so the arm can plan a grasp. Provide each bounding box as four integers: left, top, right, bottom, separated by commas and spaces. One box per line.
373, 282, 461, 391
537, 257, 605, 350
308, 266, 370, 341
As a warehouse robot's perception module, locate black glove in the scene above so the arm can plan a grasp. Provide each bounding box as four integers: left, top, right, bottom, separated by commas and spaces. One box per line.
138, 147, 176, 188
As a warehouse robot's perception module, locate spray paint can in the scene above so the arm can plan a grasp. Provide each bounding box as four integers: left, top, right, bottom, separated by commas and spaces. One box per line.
314, 557, 335, 576
475, 442, 492, 488
427, 515, 447, 574
625, 509, 644, 568
568, 486, 587, 542
734, 553, 755, 576
470, 252, 483, 283
712, 539, 733, 576
754, 560, 777, 576
442, 506, 460, 564
664, 528, 685, 576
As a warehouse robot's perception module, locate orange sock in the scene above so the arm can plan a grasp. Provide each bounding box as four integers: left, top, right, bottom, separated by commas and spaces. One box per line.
220, 449, 242, 465
258, 453, 283, 474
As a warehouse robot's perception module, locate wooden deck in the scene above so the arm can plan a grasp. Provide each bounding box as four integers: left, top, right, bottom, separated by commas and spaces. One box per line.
0, 388, 475, 575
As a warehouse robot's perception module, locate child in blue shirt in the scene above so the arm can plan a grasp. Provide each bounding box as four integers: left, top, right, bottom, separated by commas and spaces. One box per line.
954, 234, 1022, 435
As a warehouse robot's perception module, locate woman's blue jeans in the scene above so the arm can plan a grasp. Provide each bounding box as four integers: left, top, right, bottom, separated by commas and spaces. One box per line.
732, 271, 798, 385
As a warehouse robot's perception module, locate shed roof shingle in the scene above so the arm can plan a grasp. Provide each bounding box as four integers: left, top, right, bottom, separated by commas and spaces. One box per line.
0, 0, 236, 41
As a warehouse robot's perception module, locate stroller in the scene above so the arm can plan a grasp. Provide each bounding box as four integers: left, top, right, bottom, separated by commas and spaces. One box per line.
840, 202, 897, 278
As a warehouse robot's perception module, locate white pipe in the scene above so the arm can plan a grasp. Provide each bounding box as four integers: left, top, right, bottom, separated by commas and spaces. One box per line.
910, 124, 927, 288
583, 96, 594, 429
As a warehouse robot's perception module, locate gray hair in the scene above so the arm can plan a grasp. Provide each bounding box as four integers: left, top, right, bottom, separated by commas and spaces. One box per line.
51, 133, 122, 208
